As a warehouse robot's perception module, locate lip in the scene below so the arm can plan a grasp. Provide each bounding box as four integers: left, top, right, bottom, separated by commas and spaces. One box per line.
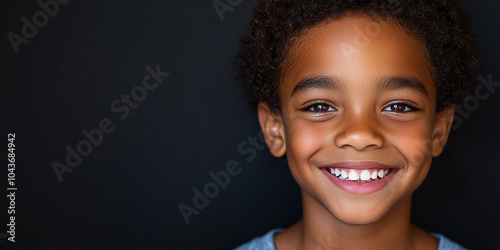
320, 161, 399, 194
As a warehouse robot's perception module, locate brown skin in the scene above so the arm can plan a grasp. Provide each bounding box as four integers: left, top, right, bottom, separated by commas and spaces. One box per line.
258, 16, 455, 250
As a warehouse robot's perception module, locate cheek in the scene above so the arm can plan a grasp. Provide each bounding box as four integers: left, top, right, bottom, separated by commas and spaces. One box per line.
409, 137, 433, 168
285, 120, 326, 174
391, 122, 434, 178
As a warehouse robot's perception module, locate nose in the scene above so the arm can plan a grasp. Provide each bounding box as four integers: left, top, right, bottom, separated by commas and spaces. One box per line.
334, 112, 384, 151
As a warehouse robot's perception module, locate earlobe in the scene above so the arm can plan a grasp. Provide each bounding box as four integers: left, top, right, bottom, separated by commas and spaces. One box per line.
432, 105, 455, 157
257, 102, 286, 157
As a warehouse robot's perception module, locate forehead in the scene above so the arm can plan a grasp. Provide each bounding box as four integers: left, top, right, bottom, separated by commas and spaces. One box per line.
280, 16, 435, 98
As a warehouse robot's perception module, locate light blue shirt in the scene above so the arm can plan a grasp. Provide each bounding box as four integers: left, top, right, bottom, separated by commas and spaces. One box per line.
235, 228, 467, 250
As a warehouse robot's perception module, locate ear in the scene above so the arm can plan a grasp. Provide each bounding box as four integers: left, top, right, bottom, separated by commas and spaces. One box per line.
431, 105, 455, 157
257, 102, 286, 157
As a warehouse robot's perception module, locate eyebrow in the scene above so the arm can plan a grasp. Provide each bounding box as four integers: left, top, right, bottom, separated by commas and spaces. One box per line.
378, 76, 428, 96
291, 76, 341, 96
291, 75, 428, 97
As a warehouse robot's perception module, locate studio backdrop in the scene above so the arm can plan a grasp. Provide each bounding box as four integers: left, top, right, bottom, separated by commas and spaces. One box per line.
0, 0, 499, 249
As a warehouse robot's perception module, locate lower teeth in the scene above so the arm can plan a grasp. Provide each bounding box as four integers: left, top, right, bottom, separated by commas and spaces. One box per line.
335, 170, 391, 182
338, 176, 376, 182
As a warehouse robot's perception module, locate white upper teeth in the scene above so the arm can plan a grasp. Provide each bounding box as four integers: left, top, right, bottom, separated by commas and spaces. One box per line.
378, 170, 384, 178
329, 168, 391, 181
360, 170, 371, 181
341, 170, 348, 179
348, 171, 359, 180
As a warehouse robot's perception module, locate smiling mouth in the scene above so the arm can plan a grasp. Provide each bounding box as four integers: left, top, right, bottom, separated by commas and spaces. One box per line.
327, 167, 393, 183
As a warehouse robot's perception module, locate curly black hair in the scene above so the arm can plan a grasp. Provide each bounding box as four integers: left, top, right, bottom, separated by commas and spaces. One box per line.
238, 0, 477, 112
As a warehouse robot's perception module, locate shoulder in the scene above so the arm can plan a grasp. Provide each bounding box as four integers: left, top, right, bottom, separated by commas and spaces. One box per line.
233, 228, 283, 250
432, 233, 468, 250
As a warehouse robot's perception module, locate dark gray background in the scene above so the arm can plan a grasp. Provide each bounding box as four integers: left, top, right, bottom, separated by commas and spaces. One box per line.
0, 0, 499, 249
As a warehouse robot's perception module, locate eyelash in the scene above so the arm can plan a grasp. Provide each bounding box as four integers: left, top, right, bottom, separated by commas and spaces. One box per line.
302, 101, 419, 114
303, 102, 337, 113
382, 102, 419, 113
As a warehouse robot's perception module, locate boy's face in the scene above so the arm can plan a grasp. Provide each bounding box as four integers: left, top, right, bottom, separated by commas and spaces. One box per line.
258, 16, 454, 225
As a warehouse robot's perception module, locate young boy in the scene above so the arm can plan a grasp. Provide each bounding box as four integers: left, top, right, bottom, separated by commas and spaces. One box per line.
235, 0, 476, 249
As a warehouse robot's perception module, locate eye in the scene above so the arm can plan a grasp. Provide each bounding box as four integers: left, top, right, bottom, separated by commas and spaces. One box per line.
304, 103, 336, 113
382, 102, 418, 112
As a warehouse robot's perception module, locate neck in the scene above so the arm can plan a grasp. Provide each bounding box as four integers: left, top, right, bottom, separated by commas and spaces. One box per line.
277, 190, 420, 250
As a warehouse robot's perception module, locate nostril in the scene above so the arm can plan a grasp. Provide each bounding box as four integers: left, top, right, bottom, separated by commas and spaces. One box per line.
334, 129, 384, 150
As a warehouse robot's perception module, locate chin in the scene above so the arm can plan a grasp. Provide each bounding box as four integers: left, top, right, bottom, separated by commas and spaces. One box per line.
326, 203, 391, 226
317, 192, 412, 226
332, 211, 388, 226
